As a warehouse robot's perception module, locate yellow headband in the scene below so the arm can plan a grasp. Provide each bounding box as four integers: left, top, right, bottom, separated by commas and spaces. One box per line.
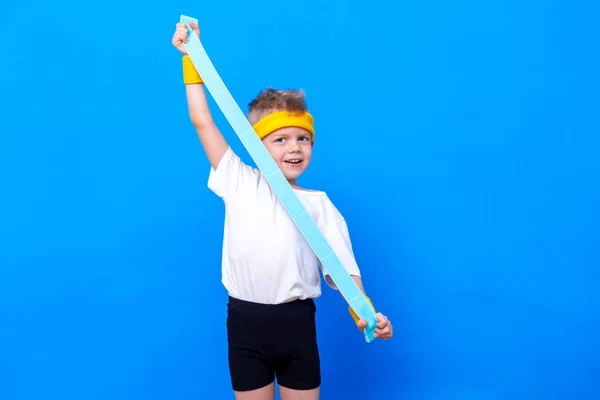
252, 111, 315, 140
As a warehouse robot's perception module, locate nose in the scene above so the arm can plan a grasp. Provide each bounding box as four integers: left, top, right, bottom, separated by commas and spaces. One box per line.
288, 140, 301, 153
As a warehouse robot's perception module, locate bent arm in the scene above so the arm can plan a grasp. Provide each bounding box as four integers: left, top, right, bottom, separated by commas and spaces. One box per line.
186, 83, 229, 169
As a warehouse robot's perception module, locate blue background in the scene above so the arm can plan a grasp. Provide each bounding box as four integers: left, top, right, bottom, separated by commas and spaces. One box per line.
1, 0, 599, 399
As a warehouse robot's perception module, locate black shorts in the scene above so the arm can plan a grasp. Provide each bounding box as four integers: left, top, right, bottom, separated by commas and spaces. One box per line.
226, 296, 321, 392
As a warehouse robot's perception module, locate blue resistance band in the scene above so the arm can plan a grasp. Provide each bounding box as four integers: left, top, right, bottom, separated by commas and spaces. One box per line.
180, 15, 377, 342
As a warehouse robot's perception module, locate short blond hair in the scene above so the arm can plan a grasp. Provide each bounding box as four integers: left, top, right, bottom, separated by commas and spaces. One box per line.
247, 88, 308, 125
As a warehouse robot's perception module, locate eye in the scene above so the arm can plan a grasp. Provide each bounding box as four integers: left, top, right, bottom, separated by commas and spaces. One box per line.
274, 137, 285, 143
299, 136, 310, 141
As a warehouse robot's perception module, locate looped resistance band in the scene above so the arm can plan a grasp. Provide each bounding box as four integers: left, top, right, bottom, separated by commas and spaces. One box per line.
181, 15, 378, 342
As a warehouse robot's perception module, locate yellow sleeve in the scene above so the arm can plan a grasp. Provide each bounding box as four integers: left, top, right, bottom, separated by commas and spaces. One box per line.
182, 55, 203, 84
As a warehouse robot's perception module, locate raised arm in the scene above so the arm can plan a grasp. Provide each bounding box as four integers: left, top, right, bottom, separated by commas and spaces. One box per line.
172, 22, 229, 169
185, 83, 228, 169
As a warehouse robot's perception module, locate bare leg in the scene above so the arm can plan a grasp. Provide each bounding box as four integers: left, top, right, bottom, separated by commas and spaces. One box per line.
279, 385, 320, 400
234, 382, 275, 400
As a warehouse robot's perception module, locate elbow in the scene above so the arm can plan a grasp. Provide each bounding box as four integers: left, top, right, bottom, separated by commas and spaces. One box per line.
188, 107, 214, 129
190, 115, 212, 130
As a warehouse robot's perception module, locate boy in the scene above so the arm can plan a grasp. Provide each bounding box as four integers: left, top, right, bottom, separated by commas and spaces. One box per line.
172, 21, 393, 400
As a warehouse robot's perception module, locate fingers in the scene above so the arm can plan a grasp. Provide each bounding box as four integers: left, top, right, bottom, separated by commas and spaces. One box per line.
189, 21, 201, 37
357, 319, 367, 330
172, 24, 185, 47
358, 313, 393, 340
172, 22, 199, 50
175, 23, 188, 42
376, 312, 388, 329
374, 312, 393, 340
374, 326, 392, 339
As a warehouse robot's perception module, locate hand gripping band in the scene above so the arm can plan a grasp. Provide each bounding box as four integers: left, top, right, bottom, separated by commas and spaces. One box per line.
180, 15, 378, 343
349, 296, 376, 327
253, 111, 315, 140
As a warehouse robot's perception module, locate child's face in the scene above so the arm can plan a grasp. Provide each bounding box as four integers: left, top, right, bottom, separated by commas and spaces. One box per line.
262, 127, 313, 182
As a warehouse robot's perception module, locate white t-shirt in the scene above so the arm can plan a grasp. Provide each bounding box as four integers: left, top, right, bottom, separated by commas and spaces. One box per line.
207, 147, 361, 305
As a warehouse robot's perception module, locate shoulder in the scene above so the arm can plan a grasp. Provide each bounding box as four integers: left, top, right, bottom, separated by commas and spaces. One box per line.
216, 146, 259, 176
208, 146, 262, 199
294, 188, 345, 226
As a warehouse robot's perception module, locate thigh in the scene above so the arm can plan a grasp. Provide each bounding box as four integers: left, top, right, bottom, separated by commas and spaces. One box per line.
275, 301, 321, 391
228, 343, 275, 392
234, 382, 276, 400
227, 301, 275, 392
279, 385, 320, 400
275, 338, 321, 391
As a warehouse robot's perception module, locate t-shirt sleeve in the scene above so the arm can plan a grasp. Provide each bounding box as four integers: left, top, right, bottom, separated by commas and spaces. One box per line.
207, 146, 260, 201
318, 198, 361, 290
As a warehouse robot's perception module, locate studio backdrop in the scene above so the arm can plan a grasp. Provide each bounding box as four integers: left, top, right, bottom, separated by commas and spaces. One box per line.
1, 0, 599, 399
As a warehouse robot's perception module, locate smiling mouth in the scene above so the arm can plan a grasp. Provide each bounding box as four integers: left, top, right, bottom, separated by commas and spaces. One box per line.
284, 159, 303, 166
